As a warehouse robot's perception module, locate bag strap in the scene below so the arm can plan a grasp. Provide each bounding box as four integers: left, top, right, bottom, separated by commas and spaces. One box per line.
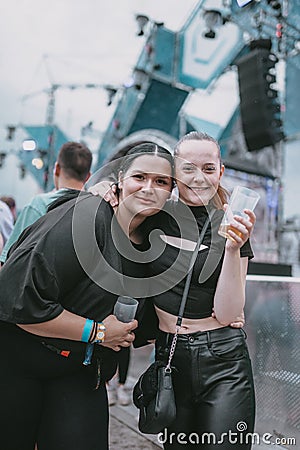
176, 214, 212, 326
165, 211, 214, 371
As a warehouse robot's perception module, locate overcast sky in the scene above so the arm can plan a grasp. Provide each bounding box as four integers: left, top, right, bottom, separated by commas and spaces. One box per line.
0, 0, 199, 141
0, 0, 202, 206
0, 0, 298, 220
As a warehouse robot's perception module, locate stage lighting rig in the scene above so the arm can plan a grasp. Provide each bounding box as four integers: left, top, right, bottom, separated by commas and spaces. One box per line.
203, 9, 224, 39
135, 14, 149, 36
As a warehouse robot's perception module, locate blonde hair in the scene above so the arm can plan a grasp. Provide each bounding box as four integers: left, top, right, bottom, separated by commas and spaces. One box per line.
174, 131, 229, 209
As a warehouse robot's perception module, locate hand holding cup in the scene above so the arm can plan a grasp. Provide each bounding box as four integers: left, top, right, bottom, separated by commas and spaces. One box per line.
113, 295, 139, 323
218, 186, 260, 242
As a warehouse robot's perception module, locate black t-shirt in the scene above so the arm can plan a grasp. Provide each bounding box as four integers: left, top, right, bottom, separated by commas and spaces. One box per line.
143, 200, 253, 319
0, 192, 155, 350
0, 193, 139, 325
120, 241, 158, 346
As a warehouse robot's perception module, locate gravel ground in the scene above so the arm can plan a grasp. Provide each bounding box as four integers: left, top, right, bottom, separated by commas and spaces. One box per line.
109, 416, 159, 450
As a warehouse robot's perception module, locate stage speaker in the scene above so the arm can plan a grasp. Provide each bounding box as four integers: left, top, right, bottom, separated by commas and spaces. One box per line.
236, 46, 284, 151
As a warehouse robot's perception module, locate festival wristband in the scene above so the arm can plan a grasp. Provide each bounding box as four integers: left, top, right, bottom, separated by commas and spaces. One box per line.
90, 322, 106, 344
81, 318, 94, 343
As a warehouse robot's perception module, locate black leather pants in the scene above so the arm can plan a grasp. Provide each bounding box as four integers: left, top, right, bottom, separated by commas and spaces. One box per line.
156, 327, 255, 449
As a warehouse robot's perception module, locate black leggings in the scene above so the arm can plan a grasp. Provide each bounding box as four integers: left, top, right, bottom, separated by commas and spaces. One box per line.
156, 327, 256, 450
0, 322, 110, 450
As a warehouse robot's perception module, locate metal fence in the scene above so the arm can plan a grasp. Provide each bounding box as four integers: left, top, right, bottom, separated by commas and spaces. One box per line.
245, 275, 300, 447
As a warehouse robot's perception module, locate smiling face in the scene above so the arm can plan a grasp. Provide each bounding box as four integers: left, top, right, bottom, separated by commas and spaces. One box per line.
118, 154, 173, 219
175, 139, 224, 206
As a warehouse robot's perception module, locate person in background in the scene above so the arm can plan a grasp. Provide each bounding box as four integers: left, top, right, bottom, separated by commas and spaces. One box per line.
0, 143, 174, 450
0, 196, 17, 223
0, 141, 92, 264
0, 199, 14, 254
106, 347, 131, 406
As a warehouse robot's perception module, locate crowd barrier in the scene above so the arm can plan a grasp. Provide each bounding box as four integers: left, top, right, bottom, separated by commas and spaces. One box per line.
245, 275, 300, 446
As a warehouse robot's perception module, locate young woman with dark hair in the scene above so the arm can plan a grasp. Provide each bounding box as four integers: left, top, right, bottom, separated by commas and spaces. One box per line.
0, 142, 174, 450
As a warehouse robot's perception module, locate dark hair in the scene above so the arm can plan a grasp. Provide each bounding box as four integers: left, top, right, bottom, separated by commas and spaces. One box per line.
0, 196, 16, 210
57, 142, 92, 182
119, 142, 174, 183
174, 131, 229, 208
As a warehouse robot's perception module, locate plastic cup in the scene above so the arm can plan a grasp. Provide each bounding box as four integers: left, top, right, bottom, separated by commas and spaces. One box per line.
218, 185, 260, 241
113, 296, 138, 323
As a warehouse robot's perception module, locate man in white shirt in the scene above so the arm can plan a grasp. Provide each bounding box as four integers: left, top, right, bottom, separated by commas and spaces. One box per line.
0, 200, 14, 253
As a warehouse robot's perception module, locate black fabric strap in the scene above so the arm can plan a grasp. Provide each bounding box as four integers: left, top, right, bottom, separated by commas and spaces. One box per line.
176, 213, 213, 327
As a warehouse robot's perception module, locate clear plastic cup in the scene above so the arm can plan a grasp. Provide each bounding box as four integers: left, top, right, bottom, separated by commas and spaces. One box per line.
218, 185, 260, 241
113, 295, 138, 323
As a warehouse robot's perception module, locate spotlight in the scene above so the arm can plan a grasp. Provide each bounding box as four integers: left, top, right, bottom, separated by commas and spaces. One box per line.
0, 152, 6, 168
19, 164, 26, 179
6, 125, 16, 141
81, 121, 93, 137
32, 158, 44, 170
288, 40, 300, 57
22, 139, 37, 151
105, 86, 118, 106
135, 14, 149, 36
267, 0, 282, 16
133, 68, 148, 90
203, 10, 224, 39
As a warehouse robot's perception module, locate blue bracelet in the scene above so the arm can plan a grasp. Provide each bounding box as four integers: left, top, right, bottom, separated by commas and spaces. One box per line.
81, 319, 94, 343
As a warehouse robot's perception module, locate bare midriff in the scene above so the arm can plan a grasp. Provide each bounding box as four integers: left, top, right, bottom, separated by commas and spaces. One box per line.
155, 306, 225, 334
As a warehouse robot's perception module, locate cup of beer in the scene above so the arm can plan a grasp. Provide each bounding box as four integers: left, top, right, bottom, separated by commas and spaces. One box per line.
218, 185, 260, 241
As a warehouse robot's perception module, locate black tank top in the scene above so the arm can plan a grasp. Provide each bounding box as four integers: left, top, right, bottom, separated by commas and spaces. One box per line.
144, 200, 253, 319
